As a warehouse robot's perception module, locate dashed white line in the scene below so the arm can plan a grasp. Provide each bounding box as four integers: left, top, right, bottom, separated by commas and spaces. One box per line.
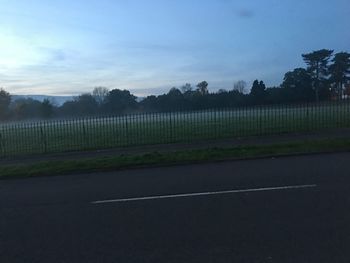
91, 184, 317, 205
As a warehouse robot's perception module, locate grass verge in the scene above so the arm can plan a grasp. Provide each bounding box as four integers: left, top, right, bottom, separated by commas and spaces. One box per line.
1, 138, 350, 179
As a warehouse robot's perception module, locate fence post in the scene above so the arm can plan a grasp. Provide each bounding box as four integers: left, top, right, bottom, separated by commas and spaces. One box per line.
258, 105, 262, 135
125, 115, 129, 146
0, 131, 4, 157
305, 102, 310, 131
169, 112, 173, 142
214, 109, 217, 138
82, 121, 87, 147
40, 126, 47, 153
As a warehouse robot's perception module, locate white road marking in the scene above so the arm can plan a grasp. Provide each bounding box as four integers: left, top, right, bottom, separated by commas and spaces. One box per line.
91, 184, 317, 205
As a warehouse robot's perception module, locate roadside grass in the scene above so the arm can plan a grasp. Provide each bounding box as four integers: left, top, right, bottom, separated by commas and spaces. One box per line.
1, 138, 350, 179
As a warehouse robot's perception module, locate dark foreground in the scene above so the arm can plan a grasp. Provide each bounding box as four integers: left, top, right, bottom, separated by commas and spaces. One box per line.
1, 153, 350, 262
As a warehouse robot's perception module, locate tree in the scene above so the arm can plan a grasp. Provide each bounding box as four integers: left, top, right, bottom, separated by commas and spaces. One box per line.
40, 99, 54, 119
76, 94, 98, 115
233, 80, 247, 94
180, 83, 193, 94
59, 94, 98, 117
281, 68, 314, 102
157, 88, 185, 111
92, 87, 109, 105
104, 89, 137, 113
249, 80, 266, 104
0, 88, 11, 120
217, 89, 227, 94
196, 81, 209, 95
168, 87, 182, 97
11, 98, 43, 120
139, 95, 158, 111
329, 52, 350, 99
302, 49, 334, 101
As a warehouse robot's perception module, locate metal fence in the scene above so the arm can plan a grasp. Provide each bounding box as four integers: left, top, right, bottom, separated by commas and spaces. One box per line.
0, 100, 349, 157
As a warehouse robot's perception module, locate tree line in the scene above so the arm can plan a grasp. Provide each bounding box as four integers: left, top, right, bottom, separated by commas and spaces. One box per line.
0, 49, 349, 121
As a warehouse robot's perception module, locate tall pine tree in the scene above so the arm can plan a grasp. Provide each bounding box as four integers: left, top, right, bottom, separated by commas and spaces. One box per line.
302, 49, 333, 101
329, 52, 350, 99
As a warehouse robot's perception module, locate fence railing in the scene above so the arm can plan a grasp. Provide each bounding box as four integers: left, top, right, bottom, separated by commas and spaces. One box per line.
0, 100, 349, 157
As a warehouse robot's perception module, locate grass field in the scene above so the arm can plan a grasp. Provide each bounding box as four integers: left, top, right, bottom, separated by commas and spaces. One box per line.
0, 101, 349, 157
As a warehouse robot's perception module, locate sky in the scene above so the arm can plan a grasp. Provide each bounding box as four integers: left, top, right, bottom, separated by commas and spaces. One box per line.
0, 0, 349, 97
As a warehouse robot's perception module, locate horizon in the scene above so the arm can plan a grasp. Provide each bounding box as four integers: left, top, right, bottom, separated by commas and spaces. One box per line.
1, 0, 349, 97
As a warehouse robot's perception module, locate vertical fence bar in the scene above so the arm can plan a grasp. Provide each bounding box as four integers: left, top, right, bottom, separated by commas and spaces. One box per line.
263, 105, 266, 135
308, 102, 316, 131
157, 111, 160, 144
40, 123, 46, 154
256, 105, 259, 135
125, 114, 129, 146
0, 129, 4, 157
133, 114, 137, 145
264, 104, 267, 135
82, 118, 87, 149
3, 125, 7, 157
104, 115, 108, 148
268, 104, 271, 135
66, 118, 70, 150
218, 108, 222, 139
71, 118, 76, 150
271, 104, 275, 135
237, 106, 240, 137
345, 99, 348, 127
214, 108, 217, 138
348, 98, 350, 127
155, 111, 158, 144
12, 123, 17, 156
168, 111, 174, 143
246, 105, 249, 136
320, 101, 323, 130
149, 112, 153, 145
173, 111, 177, 142
112, 115, 117, 147
139, 113, 143, 145
337, 100, 340, 128
306, 102, 309, 132
20, 122, 25, 155
247, 105, 250, 136
311, 101, 314, 131
141, 113, 144, 144
51, 119, 55, 152
140, 113, 143, 145
62, 119, 66, 151
46, 120, 50, 153
105, 115, 109, 148
259, 105, 262, 136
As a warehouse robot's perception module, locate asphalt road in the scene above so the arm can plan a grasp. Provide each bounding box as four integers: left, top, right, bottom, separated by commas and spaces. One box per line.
1, 152, 350, 262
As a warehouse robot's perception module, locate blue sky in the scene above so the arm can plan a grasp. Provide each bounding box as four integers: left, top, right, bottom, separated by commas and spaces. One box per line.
0, 0, 349, 96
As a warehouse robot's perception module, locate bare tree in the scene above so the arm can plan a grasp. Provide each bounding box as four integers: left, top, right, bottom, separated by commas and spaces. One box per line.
233, 80, 247, 94
92, 87, 109, 105
196, 81, 209, 95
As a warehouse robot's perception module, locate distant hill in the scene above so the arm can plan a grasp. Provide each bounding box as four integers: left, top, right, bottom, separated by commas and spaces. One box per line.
12, 95, 74, 106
